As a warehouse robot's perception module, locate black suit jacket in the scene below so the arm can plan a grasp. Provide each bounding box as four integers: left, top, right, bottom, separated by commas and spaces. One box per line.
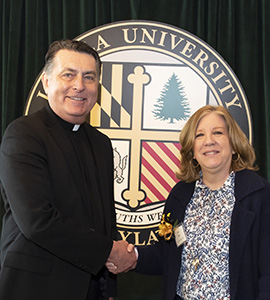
0, 104, 116, 300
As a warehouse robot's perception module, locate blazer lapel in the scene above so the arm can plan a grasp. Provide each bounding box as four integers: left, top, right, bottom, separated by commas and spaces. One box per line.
165, 181, 195, 297
229, 170, 260, 300
41, 106, 92, 216
229, 200, 255, 300
84, 127, 112, 234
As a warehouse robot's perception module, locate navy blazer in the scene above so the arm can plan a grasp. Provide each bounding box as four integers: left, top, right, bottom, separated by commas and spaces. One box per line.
0, 104, 116, 300
136, 169, 270, 300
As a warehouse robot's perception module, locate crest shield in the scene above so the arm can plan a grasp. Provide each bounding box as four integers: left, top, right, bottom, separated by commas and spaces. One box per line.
25, 20, 252, 245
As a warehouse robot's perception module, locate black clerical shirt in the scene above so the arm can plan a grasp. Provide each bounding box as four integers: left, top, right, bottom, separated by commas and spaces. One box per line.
56, 115, 106, 235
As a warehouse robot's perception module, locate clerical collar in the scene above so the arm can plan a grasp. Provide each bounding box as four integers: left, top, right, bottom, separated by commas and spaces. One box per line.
72, 124, 80, 131
57, 116, 81, 132
49, 109, 82, 132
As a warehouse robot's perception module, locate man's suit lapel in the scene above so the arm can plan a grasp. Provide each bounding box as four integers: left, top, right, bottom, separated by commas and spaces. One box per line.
84, 127, 112, 234
41, 106, 93, 217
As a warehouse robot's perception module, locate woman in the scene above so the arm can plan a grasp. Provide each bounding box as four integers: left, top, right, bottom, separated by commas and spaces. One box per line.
110, 105, 270, 300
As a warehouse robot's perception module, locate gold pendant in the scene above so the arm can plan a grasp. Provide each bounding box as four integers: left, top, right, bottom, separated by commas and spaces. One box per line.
192, 257, 199, 271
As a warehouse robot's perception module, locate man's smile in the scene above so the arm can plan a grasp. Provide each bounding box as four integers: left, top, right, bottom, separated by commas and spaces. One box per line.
68, 96, 86, 101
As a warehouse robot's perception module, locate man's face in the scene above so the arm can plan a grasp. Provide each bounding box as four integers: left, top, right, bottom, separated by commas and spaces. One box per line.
42, 49, 99, 124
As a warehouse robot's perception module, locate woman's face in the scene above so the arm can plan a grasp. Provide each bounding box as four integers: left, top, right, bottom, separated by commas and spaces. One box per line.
193, 112, 234, 179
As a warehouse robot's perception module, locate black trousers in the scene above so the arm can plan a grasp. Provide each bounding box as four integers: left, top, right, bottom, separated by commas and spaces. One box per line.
86, 278, 100, 299
86, 271, 109, 300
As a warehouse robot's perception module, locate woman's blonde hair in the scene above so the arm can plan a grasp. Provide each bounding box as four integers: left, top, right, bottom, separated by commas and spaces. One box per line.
176, 105, 257, 182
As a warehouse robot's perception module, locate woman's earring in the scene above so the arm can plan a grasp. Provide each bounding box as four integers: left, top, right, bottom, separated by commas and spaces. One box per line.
191, 157, 199, 168
232, 153, 240, 162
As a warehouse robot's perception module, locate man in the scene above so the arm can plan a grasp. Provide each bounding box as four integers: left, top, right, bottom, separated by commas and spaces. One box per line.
0, 40, 136, 300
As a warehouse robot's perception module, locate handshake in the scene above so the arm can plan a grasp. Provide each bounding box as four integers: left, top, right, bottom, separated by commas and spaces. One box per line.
106, 240, 137, 274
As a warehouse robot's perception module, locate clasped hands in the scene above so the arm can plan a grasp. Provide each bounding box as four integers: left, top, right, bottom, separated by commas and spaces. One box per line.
106, 240, 137, 274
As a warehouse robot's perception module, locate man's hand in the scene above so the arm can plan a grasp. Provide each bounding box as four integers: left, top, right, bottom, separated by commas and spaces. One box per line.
106, 240, 137, 274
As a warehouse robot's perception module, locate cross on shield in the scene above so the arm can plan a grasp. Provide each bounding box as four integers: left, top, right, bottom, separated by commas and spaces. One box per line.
90, 62, 181, 210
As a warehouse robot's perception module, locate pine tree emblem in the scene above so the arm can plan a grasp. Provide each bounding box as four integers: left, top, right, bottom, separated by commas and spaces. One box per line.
153, 73, 190, 123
